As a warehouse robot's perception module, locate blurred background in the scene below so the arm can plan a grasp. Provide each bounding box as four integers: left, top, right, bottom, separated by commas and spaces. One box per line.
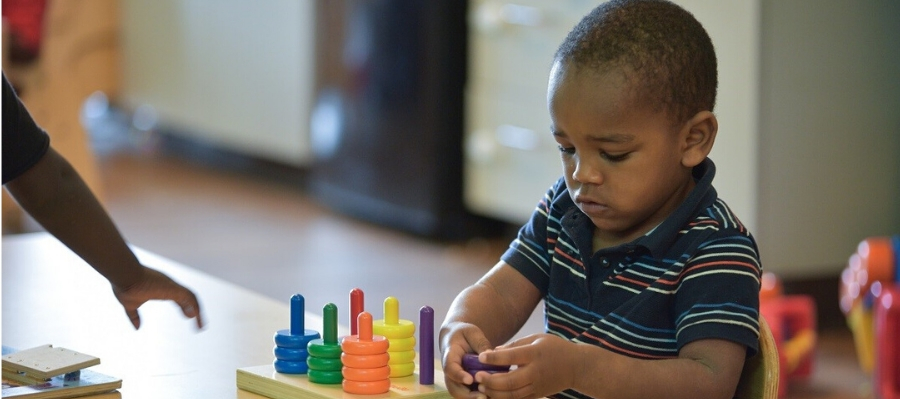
2, 1, 899, 397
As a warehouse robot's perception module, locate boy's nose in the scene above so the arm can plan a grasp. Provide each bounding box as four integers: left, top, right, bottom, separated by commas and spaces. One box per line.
572, 158, 603, 185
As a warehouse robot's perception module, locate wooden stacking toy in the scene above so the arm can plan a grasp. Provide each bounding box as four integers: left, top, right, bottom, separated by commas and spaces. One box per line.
306, 303, 343, 384
273, 294, 321, 374
373, 296, 416, 377
341, 311, 391, 395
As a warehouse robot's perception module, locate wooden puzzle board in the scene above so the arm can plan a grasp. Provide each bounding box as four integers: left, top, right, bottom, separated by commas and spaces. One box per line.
2, 345, 100, 380
237, 365, 451, 399
2, 368, 121, 399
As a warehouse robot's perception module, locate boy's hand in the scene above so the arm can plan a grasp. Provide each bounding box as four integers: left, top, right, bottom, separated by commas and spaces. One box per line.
441, 321, 494, 398
112, 266, 204, 330
476, 333, 578, 399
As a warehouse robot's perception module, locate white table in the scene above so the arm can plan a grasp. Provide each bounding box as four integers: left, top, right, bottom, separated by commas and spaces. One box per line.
2, 232, 338, 398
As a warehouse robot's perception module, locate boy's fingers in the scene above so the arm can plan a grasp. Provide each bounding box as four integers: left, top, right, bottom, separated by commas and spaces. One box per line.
444, 376, 477, 398
480, 373, 535, 399
480, 346, 526, 367
498, 334, 539, 349
464, 332, 494, 354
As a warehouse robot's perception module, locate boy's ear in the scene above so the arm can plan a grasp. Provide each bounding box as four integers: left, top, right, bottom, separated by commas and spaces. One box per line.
680, 110, 717, 168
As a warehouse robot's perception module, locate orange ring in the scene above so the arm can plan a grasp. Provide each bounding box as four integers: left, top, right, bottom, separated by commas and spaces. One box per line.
341, 352, 389, 369
342, 336, 390, 355
342, 366, 390, 382
343, 378, 391, 395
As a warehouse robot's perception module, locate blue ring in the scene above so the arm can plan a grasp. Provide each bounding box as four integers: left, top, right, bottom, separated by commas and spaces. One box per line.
273, 346, 309, 362
274, 359, 309, 374
274, 329, 320, 349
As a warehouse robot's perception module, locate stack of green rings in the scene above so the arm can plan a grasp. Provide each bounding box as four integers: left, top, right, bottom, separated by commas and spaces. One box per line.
307, 303, 344, 384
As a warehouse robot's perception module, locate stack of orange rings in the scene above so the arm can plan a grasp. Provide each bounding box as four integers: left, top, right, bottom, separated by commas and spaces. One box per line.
341, 312, 391, 395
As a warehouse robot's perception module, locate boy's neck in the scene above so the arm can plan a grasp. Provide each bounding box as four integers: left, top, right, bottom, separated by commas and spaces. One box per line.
591, 176, 697, 252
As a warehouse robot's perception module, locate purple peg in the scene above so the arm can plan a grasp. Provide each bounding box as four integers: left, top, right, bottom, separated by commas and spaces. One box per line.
419, 305, 434, 385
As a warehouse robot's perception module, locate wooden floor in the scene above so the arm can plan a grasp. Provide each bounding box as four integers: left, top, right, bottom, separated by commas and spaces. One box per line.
11, 130, 879, 398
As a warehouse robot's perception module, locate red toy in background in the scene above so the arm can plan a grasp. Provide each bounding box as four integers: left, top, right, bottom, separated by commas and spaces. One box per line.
840, 235, 900, 399
759, 272, 817, 397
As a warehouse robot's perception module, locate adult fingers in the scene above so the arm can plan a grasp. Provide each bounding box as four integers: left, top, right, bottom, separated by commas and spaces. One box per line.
124, 307, 141, 330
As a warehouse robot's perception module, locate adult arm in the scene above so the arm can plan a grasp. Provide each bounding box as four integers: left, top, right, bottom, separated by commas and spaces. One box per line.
5, 147, 203, 329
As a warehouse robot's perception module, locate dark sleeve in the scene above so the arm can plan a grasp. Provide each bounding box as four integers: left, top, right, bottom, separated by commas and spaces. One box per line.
3, 73, 50, 184
674, 229, 762, 356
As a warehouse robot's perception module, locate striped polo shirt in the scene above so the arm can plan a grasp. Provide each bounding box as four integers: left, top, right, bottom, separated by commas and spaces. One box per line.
502, 158, 761, 399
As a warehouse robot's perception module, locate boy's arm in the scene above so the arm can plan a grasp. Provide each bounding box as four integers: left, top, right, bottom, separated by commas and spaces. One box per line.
440, 261, 542, 397
480, 334, 746, 399
5, 147, 203, 329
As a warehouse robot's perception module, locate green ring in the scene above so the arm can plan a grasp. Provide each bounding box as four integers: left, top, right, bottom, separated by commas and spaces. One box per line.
307, 342, 342, 358
308, 369, 343, 384
307, 356, 343, 371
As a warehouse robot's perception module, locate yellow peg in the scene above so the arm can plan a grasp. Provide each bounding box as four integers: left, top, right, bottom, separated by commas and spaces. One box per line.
373, 296, 415, 339
385, 296, 400, 324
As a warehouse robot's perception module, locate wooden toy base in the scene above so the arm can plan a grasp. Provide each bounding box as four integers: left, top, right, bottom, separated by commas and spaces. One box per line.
236, 365, 450, 399
2, 368, 121, 399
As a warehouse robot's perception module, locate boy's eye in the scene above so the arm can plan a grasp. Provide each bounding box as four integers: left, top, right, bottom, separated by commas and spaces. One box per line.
557, 145, 576, 155
602, 152, 630, 162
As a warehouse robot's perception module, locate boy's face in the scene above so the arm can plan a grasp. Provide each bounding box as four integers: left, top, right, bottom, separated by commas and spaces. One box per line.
547, 61, 696, 247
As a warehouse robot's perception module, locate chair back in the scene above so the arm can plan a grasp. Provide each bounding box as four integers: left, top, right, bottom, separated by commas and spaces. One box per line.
734, 316, 780, 399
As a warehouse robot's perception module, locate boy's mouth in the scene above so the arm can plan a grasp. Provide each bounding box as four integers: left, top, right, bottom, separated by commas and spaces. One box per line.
575, 195, 609, 215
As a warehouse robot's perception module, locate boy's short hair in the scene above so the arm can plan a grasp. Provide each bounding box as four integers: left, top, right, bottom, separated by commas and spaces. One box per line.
555, 0, 717, 125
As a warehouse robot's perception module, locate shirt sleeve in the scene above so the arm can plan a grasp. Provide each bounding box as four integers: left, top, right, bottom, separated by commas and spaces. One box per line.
500, 177, 567, 296
3, 73, 50, 184
673, 229, 762, 356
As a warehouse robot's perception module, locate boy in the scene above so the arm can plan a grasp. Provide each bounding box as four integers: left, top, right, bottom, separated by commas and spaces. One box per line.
3, 72, 204, 330
440, 1, 761, 398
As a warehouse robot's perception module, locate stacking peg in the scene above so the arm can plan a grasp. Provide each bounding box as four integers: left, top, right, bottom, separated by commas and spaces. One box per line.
373, 296, 416, 377
273, 294, 321, 374
306, 303, 343, 384
419, 306, 435, 385
350, 288, 364, 336
341, 312, 391, 395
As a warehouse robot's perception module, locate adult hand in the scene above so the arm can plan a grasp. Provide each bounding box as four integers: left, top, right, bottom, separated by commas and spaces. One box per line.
112, 266, 204, 330
476, 333, 578, 399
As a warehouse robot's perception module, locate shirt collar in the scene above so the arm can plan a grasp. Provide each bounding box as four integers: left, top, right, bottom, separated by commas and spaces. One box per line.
637, 158, 718, 258
561, 158, 719, 258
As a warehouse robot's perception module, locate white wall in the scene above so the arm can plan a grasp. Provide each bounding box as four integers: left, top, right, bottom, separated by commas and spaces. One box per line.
757, 0, 900, 277
120, 0, 316, 165
681, 0, 760, 235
